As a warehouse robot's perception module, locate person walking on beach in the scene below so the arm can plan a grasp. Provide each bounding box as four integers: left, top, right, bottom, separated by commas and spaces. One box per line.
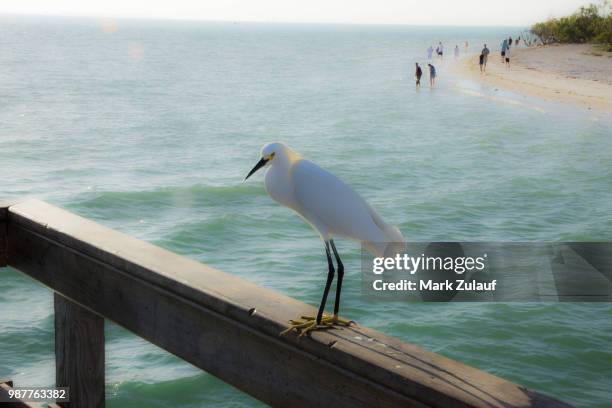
454, 45, 459, 59
505, 47, 511, 68
501, 38, 508, 62
481, 44, 490, 70
508, 37, 513, 47
437, 42, 444, 59
415, 63, 423, 87
428, 63, 436, 87
427, 45, 434, 59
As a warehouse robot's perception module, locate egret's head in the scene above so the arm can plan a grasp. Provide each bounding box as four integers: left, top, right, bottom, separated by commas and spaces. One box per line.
244, 142, 290, 181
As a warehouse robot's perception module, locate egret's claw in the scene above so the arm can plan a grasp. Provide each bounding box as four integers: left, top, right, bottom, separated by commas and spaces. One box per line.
299, 315, 353, 326
279, 313, 353, 337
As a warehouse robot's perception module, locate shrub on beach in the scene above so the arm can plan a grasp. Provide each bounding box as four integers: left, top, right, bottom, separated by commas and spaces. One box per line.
530, 1, 612, 45
594, 14, 612, 45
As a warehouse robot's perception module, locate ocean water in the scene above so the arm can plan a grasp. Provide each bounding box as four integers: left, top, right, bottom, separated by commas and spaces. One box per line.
1, 16, 611, 407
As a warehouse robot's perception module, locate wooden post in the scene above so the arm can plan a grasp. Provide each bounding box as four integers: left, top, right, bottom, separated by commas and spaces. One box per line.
55, 294, 105, 408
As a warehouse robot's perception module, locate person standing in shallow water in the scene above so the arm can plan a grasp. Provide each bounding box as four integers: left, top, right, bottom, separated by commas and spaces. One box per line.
415, 63, 423, 87
481, 44, 490, 71
428, 63, 436, 87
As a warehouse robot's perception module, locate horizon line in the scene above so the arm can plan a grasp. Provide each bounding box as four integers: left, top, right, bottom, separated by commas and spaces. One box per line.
0, 12, 531, 29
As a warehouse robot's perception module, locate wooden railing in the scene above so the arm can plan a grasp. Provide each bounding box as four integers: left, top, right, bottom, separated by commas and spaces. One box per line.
0, 199, 572, 407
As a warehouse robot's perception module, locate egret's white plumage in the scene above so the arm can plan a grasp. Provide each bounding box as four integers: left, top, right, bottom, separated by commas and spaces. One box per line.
258, 142, 404, 256
245, 141, 404, 334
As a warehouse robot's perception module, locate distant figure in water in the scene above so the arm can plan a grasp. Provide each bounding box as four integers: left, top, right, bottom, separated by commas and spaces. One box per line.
427, 45, 434, 59
437, 42, 444, 59
481, 44, 490, 70
454, 45, 460, 59
415, 63, 422, 87
505, 47, 511, 68
479, 53, 484, 72
508, 37, 513, 47
465, 41, 469, 51
428, 63, 436, 87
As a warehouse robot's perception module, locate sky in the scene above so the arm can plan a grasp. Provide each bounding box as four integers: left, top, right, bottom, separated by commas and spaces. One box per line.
0, 0, 593, 26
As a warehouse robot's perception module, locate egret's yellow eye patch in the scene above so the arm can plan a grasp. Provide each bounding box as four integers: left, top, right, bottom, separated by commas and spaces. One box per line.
265, 152, 275, 161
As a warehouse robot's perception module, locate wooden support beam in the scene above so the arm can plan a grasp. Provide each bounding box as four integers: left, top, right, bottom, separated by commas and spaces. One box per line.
5, 199, 572, 407
55, 293, 105, 408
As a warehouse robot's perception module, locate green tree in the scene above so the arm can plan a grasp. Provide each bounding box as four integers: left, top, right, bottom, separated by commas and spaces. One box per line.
530, 1, 611, 45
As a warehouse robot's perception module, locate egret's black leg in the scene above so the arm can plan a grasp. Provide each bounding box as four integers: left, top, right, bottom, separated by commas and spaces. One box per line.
278, 241, 351, 337
330, 240, 344, 317
316, 241, 335, 324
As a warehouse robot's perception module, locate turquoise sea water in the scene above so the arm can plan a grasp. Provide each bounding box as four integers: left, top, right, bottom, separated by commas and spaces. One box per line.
1, 16, 611, 407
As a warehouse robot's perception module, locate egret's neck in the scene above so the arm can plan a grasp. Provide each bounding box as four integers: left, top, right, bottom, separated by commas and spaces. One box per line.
264, 147, 301, 210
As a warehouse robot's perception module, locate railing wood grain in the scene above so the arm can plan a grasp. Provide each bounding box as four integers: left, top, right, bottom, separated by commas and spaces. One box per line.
55, 294, 105, 408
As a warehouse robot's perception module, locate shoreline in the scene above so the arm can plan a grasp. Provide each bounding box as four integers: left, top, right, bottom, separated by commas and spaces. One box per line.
452, 44, 612, 112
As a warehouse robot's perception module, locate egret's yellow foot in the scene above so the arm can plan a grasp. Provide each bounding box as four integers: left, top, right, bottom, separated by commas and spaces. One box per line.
279, 314, 353, 337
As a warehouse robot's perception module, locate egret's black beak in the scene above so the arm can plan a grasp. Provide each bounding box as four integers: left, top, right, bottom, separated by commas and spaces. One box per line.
244, 157, 269, 181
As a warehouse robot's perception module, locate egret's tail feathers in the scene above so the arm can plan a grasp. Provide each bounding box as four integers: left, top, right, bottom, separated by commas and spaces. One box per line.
364, 239, 406, 258
363, 202, 406, 257
363, 223, 406, 258
384, 224, 405, 244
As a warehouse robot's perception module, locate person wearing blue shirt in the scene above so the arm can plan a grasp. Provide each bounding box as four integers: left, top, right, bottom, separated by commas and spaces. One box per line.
501, 39, 508, 62
428, 63, 436, 87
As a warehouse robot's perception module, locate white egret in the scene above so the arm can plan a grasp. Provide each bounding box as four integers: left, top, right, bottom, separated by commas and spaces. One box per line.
245, 142, 405, 336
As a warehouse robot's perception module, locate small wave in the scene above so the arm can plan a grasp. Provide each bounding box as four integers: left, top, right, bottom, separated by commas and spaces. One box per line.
69, 184, 266, 213
108, 374, 260, 407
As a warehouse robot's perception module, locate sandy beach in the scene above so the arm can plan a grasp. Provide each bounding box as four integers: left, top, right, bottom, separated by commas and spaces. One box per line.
454, 44, 612, 112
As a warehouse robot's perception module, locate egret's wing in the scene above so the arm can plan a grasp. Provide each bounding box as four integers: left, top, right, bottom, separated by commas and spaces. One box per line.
291, 159, 387, 243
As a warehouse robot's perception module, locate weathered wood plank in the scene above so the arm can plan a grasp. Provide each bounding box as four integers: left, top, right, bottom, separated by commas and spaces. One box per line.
6, 199, 572, 407
0, 202, 8, 220
1, 200, 22, 267
55, 293, 105, 408
9, 223, 417, 407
